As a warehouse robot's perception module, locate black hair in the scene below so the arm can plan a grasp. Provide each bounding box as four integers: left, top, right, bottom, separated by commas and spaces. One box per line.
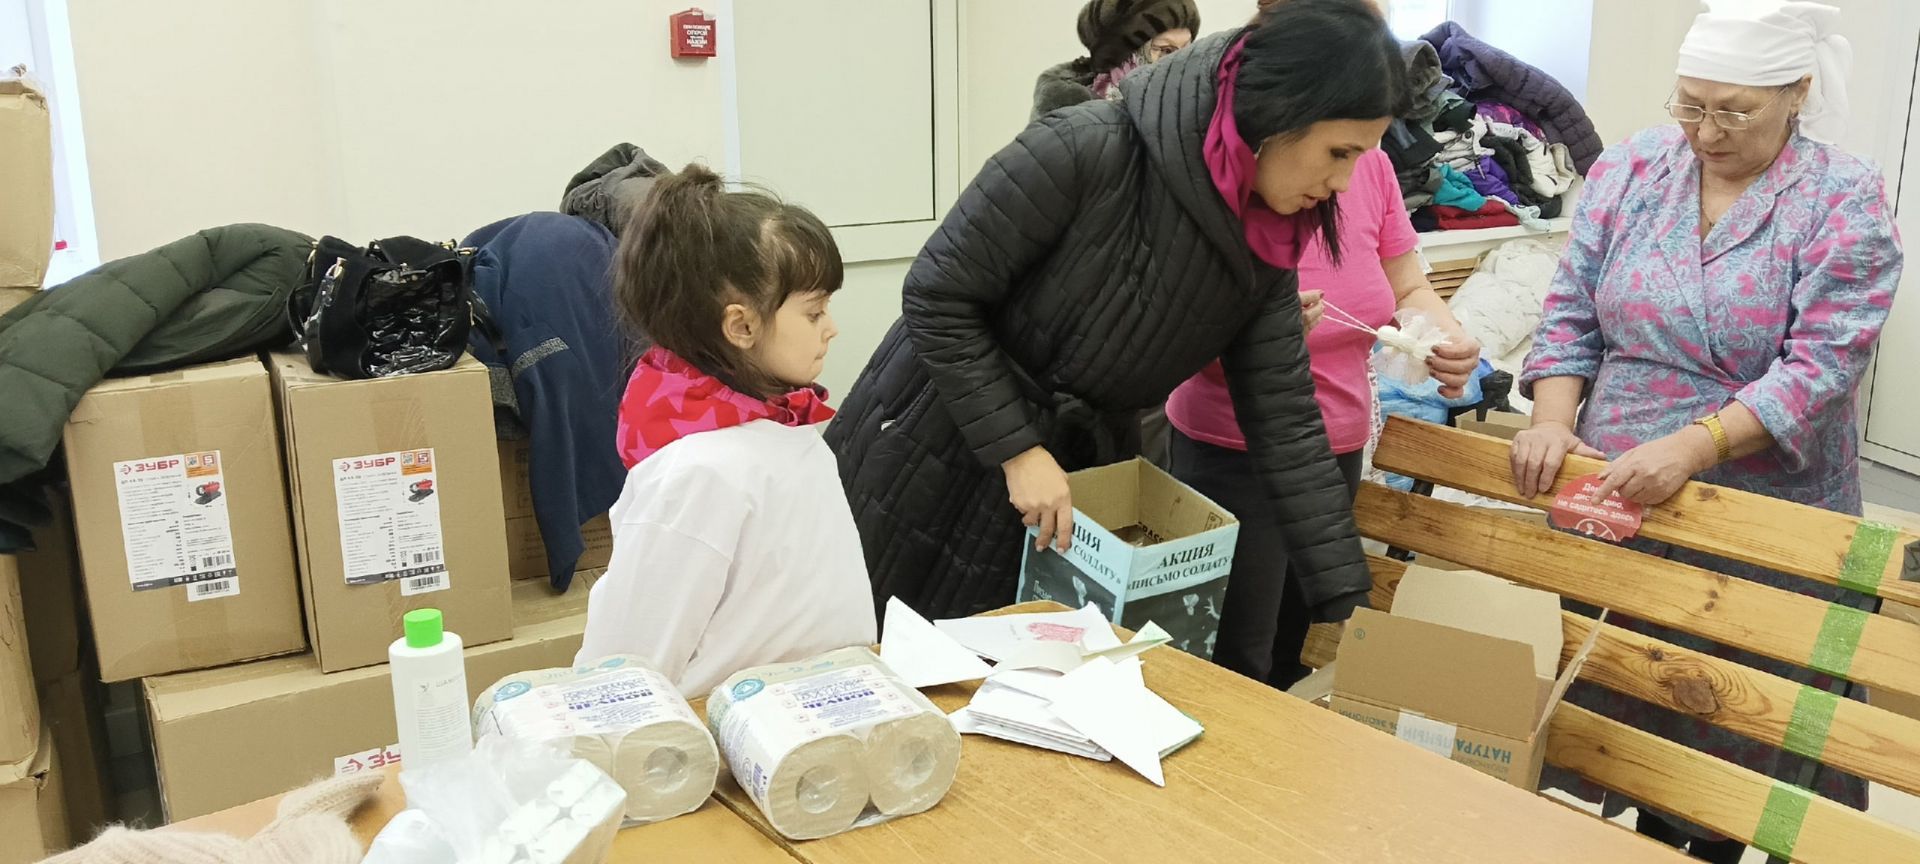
1237, 0, 1413, 263
614, 164, 844, 398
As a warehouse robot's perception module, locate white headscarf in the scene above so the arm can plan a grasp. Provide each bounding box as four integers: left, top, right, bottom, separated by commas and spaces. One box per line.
1675, 0, 1851, 143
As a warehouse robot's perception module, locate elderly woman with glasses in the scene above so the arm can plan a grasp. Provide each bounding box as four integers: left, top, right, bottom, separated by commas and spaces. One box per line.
1509, 2, 1901, 859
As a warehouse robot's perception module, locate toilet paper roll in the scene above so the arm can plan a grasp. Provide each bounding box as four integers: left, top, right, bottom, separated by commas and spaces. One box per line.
607, 721, 721, 822
862, 710, 962, 817
476, 657, 720, 824
710, 647, 962, 839
754, 734, 871, 840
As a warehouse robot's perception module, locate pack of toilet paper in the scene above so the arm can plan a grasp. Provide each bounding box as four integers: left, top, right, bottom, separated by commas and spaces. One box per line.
475, 656, 720, 825
707, 647, 962, 840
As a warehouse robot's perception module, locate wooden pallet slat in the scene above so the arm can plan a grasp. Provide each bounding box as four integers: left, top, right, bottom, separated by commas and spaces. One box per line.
1370, 417, 1920, 607
1354, 485, 1920, 703
1302, 556, 1920, 798
1547, 703, 1920, 863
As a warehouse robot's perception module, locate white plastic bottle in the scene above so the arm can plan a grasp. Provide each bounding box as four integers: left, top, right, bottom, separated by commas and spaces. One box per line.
389, 608, 473, 771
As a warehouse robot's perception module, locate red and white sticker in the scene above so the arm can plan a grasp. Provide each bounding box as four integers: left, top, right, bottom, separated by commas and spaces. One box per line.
112, 450, 239, 597
332, 448, 449, 588
1550, 474, 1645, 542
334, 743, 401, 776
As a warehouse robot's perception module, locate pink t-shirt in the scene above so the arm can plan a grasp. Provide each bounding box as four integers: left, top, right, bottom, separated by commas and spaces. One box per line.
1166, 148, 1418, 454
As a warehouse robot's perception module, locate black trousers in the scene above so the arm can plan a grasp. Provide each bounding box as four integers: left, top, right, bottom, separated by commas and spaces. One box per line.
1168, 428, 1364, 689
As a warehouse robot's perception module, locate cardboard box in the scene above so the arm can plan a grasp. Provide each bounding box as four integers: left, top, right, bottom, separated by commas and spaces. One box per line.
1017, 458, 1239, 660
39, 671, 111, 841
0, 555, 38, 767
0, 728, 70, 864
271, 353, 513, 672
1455, 411, 1530, 442
498, 439, 614, 582
1330, 566, 1596, 789
14, 490, 84, 685
145, 577, 591, 820
1875, 600, 1920, 720
1, 77, 53, 294
0, 287, 34, 317
64, 358, 306, 682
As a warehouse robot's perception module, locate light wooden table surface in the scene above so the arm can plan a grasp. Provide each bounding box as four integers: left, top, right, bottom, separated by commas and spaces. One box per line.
173, 603, 1687, 862
169, 765, 791, 863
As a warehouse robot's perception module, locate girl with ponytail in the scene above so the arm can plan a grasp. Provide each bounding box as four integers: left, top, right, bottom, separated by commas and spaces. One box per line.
576, 164, 877, 697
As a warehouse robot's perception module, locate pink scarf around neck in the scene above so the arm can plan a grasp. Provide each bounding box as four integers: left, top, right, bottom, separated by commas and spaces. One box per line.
1202, 37, 1313, 269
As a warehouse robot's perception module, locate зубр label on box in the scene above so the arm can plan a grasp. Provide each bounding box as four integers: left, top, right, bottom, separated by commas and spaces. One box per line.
333, 448, 449, 591
112, 450, 239, 599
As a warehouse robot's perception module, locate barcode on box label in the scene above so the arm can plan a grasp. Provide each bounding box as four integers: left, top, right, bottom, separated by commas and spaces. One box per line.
188, 578, 238, 602
201, 553, 234, 569
410, 549, 442, 566
400, 572, 448, 597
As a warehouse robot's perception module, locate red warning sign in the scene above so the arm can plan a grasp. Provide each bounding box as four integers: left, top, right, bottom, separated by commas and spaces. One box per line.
1550, 474, 1645, 543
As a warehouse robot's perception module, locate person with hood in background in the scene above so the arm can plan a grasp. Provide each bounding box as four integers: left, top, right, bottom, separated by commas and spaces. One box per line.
1031, 0, 1201, 120
830, 0, 1407, 628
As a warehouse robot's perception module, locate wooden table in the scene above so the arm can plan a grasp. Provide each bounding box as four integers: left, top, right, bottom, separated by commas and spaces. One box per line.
175, 603, 1686, 862
170, 765, 792, 863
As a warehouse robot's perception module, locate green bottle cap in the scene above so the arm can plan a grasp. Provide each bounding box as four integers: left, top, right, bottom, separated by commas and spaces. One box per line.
402, 608, 444, 649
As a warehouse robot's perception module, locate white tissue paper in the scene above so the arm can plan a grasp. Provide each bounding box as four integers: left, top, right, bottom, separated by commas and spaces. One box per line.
474, 656, 720, 825
365, 736, 625, 864
1370, 310, 1450, 386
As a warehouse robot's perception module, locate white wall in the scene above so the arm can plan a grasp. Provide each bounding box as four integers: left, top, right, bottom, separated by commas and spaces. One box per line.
821, 260, 909, 397
67, 0, 728, 259
1585, 0, 1916, 165
65, 0, 925, 399
1450, 0, 1593, 106
959, 0, 1256, 182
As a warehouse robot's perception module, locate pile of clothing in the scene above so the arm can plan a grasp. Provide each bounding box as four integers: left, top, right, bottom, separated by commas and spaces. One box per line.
1386, 22, 1604, 232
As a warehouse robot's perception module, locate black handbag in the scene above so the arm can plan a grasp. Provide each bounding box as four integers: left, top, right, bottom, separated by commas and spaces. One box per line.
291, 236, 478, 378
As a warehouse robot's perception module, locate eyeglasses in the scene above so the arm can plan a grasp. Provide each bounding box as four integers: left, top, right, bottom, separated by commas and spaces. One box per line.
1665, 87, 1785, 131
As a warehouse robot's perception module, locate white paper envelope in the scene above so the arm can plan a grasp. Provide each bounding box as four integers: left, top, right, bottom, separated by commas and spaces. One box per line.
880, 596, 994, 688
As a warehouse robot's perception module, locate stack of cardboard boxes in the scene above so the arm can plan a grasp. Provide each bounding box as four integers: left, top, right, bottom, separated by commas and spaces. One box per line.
1, 69, 617, 839
49, 350, 576, 823
0, 74, 82, 864
42, 348, 622, 824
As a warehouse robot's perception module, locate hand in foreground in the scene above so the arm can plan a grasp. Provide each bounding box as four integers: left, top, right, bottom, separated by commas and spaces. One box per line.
1589, 429, 1714, 505
1427, 337, 1482, 399
1003, 446, 1073, 552
1510, 421, 1604, 499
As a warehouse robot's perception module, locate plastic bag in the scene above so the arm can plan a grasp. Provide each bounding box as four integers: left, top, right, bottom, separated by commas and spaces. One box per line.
363, 735, 626, 864
707, 647, 961, 841
473, 656, 720, 826
1369, 310, 1451, 386
1376, 358, 1492, 490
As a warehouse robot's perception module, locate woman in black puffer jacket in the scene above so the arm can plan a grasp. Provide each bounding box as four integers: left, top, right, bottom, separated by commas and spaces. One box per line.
828, 0, 1411, 626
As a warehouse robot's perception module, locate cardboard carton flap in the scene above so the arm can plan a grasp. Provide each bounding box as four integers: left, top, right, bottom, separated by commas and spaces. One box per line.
1391, 566, 1563, 681
1136, 460, 1238, 541
1457, 412, 1530, 442
0, 78, 46, 101
1333, 608, 1541, 740
1066, 461, 1140, 532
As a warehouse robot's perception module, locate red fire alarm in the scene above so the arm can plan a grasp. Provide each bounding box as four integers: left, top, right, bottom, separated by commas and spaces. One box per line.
671, 8, 718, 59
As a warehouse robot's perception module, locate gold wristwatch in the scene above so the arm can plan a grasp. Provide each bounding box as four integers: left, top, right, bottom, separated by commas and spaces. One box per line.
1693, 413, 1731, 464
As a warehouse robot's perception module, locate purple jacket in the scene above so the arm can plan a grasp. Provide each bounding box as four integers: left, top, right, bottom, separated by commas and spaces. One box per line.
1470, 157, 1520, 205
1423, 22, 1603, 173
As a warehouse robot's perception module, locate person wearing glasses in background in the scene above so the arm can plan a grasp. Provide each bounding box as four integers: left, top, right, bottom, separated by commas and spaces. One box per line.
1031, 0, 1201, 121
1511, 2, 1901, 860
